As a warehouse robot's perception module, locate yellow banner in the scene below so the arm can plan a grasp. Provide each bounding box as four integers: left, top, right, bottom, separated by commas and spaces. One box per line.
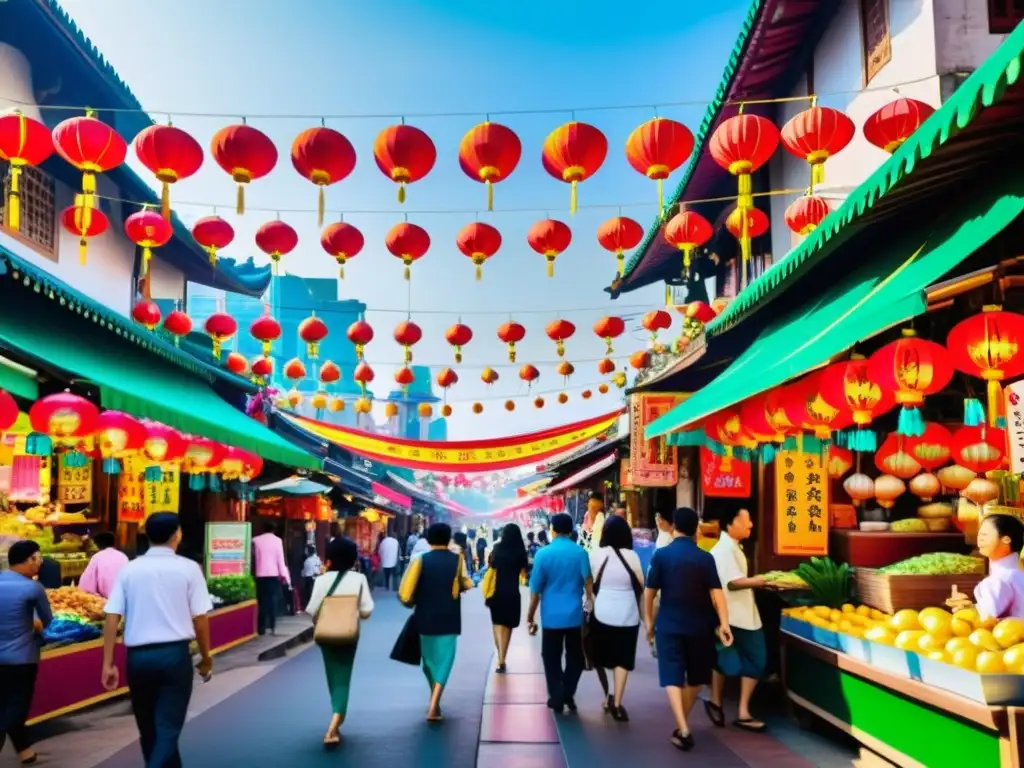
57, 454, 92, 505
774, 450, 829, 556
118, 457, 145, 522
145, 463, 180, 518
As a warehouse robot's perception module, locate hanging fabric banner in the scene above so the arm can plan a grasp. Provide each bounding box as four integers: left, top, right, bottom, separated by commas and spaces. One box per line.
57, 454, 92, 505
145, 463, 180, 517
700, 446, 751, 498
774, 450, 829, 556
118, 457, 146, 522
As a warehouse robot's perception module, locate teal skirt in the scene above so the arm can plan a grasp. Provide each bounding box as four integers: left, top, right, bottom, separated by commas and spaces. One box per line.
420, 634, 458, 689
321, 643, 358, 716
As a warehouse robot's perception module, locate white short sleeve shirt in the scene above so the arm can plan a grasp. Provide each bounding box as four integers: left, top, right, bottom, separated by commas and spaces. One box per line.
710, 534, 761, 631
305, 571, 374, 618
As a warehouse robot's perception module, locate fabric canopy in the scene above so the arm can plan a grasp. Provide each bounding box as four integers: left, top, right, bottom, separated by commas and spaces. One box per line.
546, 452, 617, 494
256, 477, 332, 496
646, 183, 1024, 439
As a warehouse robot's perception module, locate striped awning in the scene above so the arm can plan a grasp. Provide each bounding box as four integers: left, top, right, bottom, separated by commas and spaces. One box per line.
546, 452, 618, 494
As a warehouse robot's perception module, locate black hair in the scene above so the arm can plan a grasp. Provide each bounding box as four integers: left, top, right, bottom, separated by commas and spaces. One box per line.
550, 513, 573, 536
7, 539, 40, 567
588, 492, 603, 502
426, 522, 452, 547
305, 545, 316, 558
498, 524, 527, 561
527, 531, 535, 542
93, 531, 115, 550
262, 522, 276, 534
720, 506, 749, 531
600, 514, 634, 550
325, 536, 358, 573
673, 507, 699, 537
570, 530, 579, 543
145, 513, 181, 545
453, 531, 468, 549
330, 521, 343, 538
985, 514, 1024, 553
657, 508, 674, 526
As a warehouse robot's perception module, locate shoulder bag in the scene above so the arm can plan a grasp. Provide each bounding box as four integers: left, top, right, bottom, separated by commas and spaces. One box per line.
581, 556, 609, 671
611, 547, 644, 611
314, 572, 362, 647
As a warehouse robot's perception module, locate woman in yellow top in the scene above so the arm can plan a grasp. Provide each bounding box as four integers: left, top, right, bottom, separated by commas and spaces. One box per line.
399, 523, 474, 721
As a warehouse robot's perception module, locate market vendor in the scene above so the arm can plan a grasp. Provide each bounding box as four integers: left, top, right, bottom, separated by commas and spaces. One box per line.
947, 513, 1024, 620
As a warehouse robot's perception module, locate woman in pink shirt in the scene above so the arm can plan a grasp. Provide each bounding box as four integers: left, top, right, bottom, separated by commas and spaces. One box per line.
78, 532, 129, 599
948, 514, 1024, 620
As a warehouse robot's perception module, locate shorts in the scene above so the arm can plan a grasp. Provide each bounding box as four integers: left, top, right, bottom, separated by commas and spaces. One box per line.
655, 630, 715, 688
715, 627, 767, 680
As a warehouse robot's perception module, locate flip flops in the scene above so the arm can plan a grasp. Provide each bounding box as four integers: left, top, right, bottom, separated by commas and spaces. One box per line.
703, 699, 726, 728
670, 729, 695, 751
734, 718, 767, 733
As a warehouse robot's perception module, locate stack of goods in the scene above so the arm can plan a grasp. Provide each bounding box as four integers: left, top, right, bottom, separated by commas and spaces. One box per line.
877, 553, 985, 575
890, 503, 955, 533
47, 586, 106, 621
761, 570, 809, 588
41, 586, 107, 648
794, 557, 851, 607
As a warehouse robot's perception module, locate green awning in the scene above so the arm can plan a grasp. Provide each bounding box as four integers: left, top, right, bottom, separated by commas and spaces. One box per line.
0, 358, 38, 401
645, 183, 1024, 439
0, 297, 321, 471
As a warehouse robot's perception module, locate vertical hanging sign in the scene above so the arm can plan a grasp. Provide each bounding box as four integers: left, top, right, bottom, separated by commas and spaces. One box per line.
629, 393, 687, 487
1004, 380, 1024, 474
118, 456, 145, 522
774, 450, 829, 556
144, 463, 181, 517
57, 454, 93, 504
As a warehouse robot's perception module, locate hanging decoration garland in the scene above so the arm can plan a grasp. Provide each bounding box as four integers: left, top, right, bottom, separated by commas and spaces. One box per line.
0, 110, 54, 232
374, 123, 436, 203
291, 126, 356, 226
625, 117, 695, 211
456, 222, 502, 280
134, 122, 204, 220
210, 122, 277, 215
458, 121, 521, 211
320, 221, 364, 280
542, 121, 608, 214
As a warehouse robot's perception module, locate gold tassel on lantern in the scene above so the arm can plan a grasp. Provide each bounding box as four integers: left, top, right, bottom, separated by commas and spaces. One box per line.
507, 343, 516, 363
236, 184, 245, 215
570, 180, 578, 215
546, 254, 555, 278
719, 445, 734, 472
987, 377, 1003, 427
207, 247, 217, 266
617, 251, 625, 276
486, 179, 494, 212
141, 247, 153, 277
657, 178, 665, 215
79, 237, 88, 265
665, 283, 672, 308
317, 186, 326, 228
398, 182, 406, 204
403, 259, 411, 281
8, 165, 21, 231
160, 182, 171, 221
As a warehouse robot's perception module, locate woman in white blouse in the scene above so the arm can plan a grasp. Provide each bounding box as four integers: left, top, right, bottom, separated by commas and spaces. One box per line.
588, 515, 645, 721
306, 536, 374, 748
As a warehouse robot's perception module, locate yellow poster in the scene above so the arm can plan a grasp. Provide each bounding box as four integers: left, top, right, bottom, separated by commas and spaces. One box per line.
774, 450, 829, 556
118, 457, 145, 522
57, 454, 92, 505
145, 463, 180, 518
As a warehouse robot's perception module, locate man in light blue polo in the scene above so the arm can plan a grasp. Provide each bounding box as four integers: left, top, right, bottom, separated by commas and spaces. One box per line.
527, 513, 593, 714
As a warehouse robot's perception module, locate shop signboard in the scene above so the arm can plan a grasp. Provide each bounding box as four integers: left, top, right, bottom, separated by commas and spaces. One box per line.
57, 454, 92, 505
619, 458, 633, 489
144, 463, 180, 518
699, 446, 751, 498
118, 457, 145, 522
774, 450, 829, 556
1005, 380, 1024, 474
205, 522, 252, 578
628, 393, 687, 488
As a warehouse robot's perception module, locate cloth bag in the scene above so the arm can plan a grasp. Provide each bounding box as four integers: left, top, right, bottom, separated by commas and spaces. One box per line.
391, 614, 422, 665
481, 566, 498, 601
314, 572, 362, 647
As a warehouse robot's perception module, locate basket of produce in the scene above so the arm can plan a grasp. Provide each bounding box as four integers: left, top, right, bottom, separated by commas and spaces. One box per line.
854, 553, 986, 614
42, 612, 102, 649
46, 586, 107, 622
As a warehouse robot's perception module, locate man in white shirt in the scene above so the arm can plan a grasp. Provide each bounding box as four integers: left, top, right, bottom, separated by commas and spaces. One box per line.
655, 509, 675, 549
707, 507, 767, 733
101, 513, 214, 767
378, 533, 400, 590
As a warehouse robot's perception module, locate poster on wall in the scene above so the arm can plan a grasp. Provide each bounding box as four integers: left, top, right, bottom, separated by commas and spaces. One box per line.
1005, 380, 1024, 474
204, 522, 252, 578
144, 463, 180, 518
118, 457, 146, 522
57, 454, 92, 505
699, 447, 751, 498
774, 450, 829, 556
629, 393, 686, 487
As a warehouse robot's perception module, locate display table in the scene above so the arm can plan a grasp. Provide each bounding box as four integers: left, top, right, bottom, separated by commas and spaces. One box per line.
829, 530, 969, 568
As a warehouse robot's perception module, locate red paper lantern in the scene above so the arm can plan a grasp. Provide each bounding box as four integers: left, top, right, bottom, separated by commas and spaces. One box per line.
385, 222, 430, 281
780, 372, 853, 440
725, 206, 770, 240
597, 358, 616, 375
319, 361, 341, 384
291, 126, 356, 226
685, 301, 717, 326
394, 366, 415, 392
142, 422, 186, 464
459, 121, 522, 210
183, 436, 226, 474
52, 112, 127, 202
394, 320, 423, 364
226, 352, 249, 376
132, 300, 162, 330
519, 364, 540, 387
625, 117, 695, 210
320, 222, 364, 279
664, 210, 713, 276
874, 432, 924, 480
863, 98, 936, 154
784, 195, 831, 236
867, 329, 953, 436
60, 203, 109, 265
250, 312, 282, 357
780, 106, 855, 187
204, 312, 237, 360
740, 393, 786, 445
947, 308, 1024, 426
298, 315, 328, 359
191, 216, 235, 266
374, 124, 436, 203
950, 425, 1006, 474
210, 123, 278, 214
255, 220, 298, 275
597, 216, 644, 276
251, 356, 274, 381
134, 124, 204, 220
527, 219, 572, 278
124, 209, 173, 276
456, 222, 502, 280
546, 319, 576, 358
0, 110, 53, 232
220, 446, 264, 481
481, 367, 500, 385
284, 358, 307, 382
593, 316, 625, 355
827, 446, 854, 479
642, 310, 672, 344
437, 367, 459, 391
445, 323, 473, 363
163, 310, 193, 345
630, 350, 651, 371
907, 422, 953, 471
29, 393, 98, 439
556, 361, 575, 382
819, 357, 895, 450
94, 411, 146, 471
542, 122, 608, 214
347, 320, 374, 360
499, 322, 526, 362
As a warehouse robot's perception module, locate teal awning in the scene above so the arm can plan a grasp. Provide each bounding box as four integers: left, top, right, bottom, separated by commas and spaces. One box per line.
646, 182, 1024, 439
0, 358, 38, 401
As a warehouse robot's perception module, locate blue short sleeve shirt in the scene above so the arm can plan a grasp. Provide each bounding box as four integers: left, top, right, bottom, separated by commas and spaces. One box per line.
529, 537, 592, 630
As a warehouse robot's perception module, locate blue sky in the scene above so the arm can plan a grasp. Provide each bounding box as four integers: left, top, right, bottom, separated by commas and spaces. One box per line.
62, 0, 750, 439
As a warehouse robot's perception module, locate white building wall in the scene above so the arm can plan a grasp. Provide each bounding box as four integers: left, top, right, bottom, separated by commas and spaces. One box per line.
933, 0, 1013, 73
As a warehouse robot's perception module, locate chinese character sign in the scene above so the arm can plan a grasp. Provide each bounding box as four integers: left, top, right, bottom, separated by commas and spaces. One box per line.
144, 463, 180, 518
58, 454, 92, 504
118, 457, 146, 522
700, 447, 751, 498
1005, 380, 1024, 474
774, 450, 829, 556
629, 393, 686, 487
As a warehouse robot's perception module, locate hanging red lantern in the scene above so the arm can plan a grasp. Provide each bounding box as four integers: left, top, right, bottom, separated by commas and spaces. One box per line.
30, 393, 98, 440
319, 361, 341, 384
191, 216, 235, 266
519, 365, 540, 389
542, 122, 608, 214
498, 321, 526, 362
394, 366, 416, 395
625, 117, 695, 210
347, 320, 374, 360
284, 358, 307, 382
459, 121, 522, 211
298, 315, 328, 359
947, 308, 1024, 426
907, 422, 953, 471
780, 371, 853, 440
875, 432, 924, 480
597, 216, 645, 276
642, 310, 672, 346
124, 209, 173, 277
597, 358, 616, 375
291, 126, 356, 226
204, 312, 237, 360
828, 446, 854, 479
255, 220, 298, 276
725, 206, 770, 243
250, 311, 282, 357
142, 422, 186, 464
394, 320, 423, 364
320, 222, 364, 280
183, 437, 226, 476
951, 425, 1006, 474
445, 323, 473, 363
132, 300, 162, 331
593, 316, 625, 355
0, 110, 54, 232
220, 446, 264, 482
162, 310, 192, 346
863, 98, 936, 154
226, 352, 249, 377
60, 203, 109, 265
867, 329, 954, 437
664, 210, 713, 278
481, 367, 500, 385
528, 219, 572, 278
546, 319, 576, 358
385, 222, 430, 281
457, 222, 502, 280
134, 123, 203, 220
210, 123, 278, 214
251, 356, 274, 381
740, 392, 787, 446
93, 411, 146, 474
818, 356, 895, 451
630, 350, 651, 371
780, 106, 855, 188
52, 111, 127, 204
437, 368, 458, 410
374, 124, 436, 203
784, 195, 831, 236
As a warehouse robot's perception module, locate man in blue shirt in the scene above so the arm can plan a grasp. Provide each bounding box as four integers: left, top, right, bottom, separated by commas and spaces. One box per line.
527, 513, 592, 714
644, 507, 732, 753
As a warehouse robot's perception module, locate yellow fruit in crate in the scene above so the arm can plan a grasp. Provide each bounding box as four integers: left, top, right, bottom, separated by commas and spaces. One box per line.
870, 609, 887, 621
919, 607, 953, 636
864, 625, 896, 645
951, 618, 975, 637
826, 623, 840, 632
954, 607, 980, 624
976, 651, 1007, 674
993, 618, 1024, 649
891, 610, 922, 632
970, 629, 1003, 652
842, 604, 856, 614
838, 619, 854, 633
812, 606, 831, 619
1002, 644, 1024, 673
856, 605, 872, 618
829, 609, 843, 624
895, 630, 926, 650
846, 626, 864, 639
926, 650, 948, 663
918, 633, 948, 654
952, 646, 979, 670
946, 637, 973, 654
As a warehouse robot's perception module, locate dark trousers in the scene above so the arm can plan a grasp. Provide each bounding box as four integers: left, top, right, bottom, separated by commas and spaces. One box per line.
0, 663, 37, 755
126, 642, 193, 768
541, 627, 585, 705
256, 576, 280, 634
302, 576, 315, 609
382, 566, 397, 590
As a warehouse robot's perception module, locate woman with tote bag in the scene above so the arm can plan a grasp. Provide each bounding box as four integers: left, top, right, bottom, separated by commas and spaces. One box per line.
306, 537, 374, 748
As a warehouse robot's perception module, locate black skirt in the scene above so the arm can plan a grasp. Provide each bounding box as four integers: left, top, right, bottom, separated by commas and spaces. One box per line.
588, 618, 639, 671
488, 590, 522, 629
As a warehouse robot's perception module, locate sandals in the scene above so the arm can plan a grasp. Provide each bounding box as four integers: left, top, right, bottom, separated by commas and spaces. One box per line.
495, 663, 507, 674
322, 733, 341, 750
734, 717, 766, 733
18, 752, 38, 766
670, 729, 695, 751
703, 699, 726, 728
603, 694, 614, 714
610, 704, 629, 722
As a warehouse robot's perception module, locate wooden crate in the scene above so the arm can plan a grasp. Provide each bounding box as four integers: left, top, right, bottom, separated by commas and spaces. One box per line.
854, 569, 985, 613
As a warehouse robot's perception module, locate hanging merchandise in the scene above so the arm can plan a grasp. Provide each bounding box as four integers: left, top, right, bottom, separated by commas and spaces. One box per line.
353, 361, 374, 398
906, 422, 953, 471
950, 425, 1007, 474
133, 122, 204, 220
226, 352, 249, 376
946, 308, 1024, 427
784, 195, 831, 236
255, 220, 298, 275
625, 117, 695, 210
630, 350, 651, 371
163, 310, 192, 346
593, 316, 625, 355
542, 121, 608, 214
319, 361, 341, 385
385, 222, 430, 281
251, 356, 274, 383
519, 364, 540, 389
204, 312, 237, 360
94, 411, 146, 475
191, 216, 235, 266
28, 392, 99, 457
394, 320, 423, 363
456, 222, 502, 280
210, 123, 278, 214
818, 355, 895, 451
481, 367, 499, 386
874, 433, 923, 480
124, 208, 173, 278
459, 121, 521, 211
60, 202, 109, 265
779, 105, 854, 189
843, 473, 874, 506
374, 123, 436, 203
284, 358, 307, 384
862, 98, 936, 154
321, 221, 364, 279
132, 300, 162, 331
545, 319, 575, 358
52, 111, 127, 206
498, 321, 526, 362
597, 358, 616, 375
394, 366, 415, 395
642, 309, 672, 348
298, 315, 328, 359
291, 126, 356, 226
527, 219, 572, 278
597, 216, 644, 276
0, 110, 54, 232
445, 322, 473, 363
867, 328, 953, 436
874, 474, 906, 509
347, 319, 373, 360
142, 422, 186, 481
250, 311, 282, 357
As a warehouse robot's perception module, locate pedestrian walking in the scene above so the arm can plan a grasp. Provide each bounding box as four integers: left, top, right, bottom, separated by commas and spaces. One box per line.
655, 509, 675, 549
252, 522, 291, 636
0, 540, 52, 765
101, 513, 214, 768
306, 536, 374, 748
301, 545, 323, 609
378, 531, 400, 590
411, 529, 431, 558
587, 515, 645, 721
526, 512, 592, 715
537, 529, 549, 547
643, 507, 732, 753
707, 507, 768, 733
451, 531, 472, 577
78, 531, 129, 599
398, 523, 474, 721
484, 524, 529, 673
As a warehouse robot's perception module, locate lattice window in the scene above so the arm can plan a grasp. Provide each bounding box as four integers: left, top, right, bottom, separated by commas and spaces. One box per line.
860, 0, 892, 84
0, 161, 57, 257
989, 0, 1024, 33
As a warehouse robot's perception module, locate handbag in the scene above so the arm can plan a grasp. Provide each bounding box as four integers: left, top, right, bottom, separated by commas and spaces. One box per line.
313, 572, 362, 647
481, 566, 498, 601
581, 558, 609, 671
390, 614, 422, 665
